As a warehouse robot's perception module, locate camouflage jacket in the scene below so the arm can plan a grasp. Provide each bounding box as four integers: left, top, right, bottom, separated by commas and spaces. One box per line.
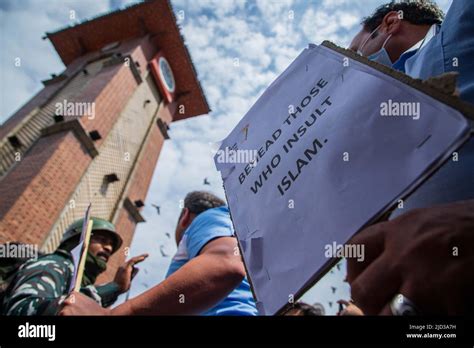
2, 249, 121, 315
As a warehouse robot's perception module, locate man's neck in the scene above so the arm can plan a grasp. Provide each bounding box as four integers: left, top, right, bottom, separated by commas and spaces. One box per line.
390, 24, 432, 62
402, 24, 432, 53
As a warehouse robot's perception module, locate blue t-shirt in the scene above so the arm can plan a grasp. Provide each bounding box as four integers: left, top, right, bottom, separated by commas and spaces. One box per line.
166, 206, 257, 316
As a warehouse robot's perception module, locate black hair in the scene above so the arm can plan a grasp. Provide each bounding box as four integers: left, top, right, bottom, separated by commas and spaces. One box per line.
183, 191, 226, 216
362, 0, 444, 34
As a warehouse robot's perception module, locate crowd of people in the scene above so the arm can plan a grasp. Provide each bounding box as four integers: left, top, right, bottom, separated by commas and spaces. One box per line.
1, 0, 473, 316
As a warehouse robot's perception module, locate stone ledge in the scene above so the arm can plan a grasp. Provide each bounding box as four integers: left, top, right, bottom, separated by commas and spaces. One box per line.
123, 197, 146, 223
41, 119, 99, 158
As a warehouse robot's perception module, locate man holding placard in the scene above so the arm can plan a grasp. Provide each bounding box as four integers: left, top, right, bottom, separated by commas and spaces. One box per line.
345, 0, 474, 316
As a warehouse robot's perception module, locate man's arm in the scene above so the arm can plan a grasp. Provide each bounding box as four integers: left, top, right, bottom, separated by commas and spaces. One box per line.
90, 283, 122, 307
115, 237, 245, 315
60, 237, 246, 315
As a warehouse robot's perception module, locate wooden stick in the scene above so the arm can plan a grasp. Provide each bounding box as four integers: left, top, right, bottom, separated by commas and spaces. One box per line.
73, 220, 93, 292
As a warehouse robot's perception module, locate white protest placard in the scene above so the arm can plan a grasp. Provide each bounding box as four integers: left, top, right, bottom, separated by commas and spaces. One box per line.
214, 43, 471, 315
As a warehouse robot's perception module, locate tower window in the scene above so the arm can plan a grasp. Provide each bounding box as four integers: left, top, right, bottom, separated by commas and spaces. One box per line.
157, 118, 170, 139
104, 173, 119, 183
8, 135, 22, 149
134, 200, 145, 208
89, 130, 102, 141
54, 115, 64, 123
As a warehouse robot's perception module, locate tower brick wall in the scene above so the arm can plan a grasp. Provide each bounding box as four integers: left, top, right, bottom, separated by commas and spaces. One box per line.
98, 113, 166, 282
0, 53, 140, 246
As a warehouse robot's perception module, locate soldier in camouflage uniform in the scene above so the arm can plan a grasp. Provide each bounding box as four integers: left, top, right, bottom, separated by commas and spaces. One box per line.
2, 217, 148, 315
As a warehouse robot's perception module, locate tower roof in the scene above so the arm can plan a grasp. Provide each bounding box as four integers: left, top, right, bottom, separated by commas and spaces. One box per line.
46, 0, 209, 120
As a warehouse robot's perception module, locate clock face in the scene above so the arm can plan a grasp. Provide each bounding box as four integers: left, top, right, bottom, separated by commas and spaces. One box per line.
158, 57, 175, 93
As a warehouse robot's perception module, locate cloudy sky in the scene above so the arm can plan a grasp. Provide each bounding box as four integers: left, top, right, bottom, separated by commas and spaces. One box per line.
1, 0, 452, 314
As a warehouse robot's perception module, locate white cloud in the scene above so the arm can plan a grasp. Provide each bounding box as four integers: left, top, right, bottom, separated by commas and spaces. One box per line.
174, 0, 245, 19
300, 7, 362, 47
255, 0, 295, 25
339, 12, 360, 29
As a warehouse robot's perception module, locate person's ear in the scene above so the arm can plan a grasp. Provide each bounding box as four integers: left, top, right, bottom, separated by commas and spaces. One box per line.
382, 11, 402, 35
179, 208, 191, 228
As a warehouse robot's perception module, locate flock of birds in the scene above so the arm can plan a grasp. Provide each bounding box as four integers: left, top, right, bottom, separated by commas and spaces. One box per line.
325, 263, 343, 310
150, 178, 211, 216
148, 177, 212, 258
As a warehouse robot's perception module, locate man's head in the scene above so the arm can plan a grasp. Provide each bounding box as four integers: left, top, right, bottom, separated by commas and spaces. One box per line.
175, 191, 226, 245
88, 232, 115, 263
349, 0, 443, 63
59, 217, 123, 263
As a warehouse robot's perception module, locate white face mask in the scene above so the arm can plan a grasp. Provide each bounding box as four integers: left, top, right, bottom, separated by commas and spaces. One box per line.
358, 25, 393, 66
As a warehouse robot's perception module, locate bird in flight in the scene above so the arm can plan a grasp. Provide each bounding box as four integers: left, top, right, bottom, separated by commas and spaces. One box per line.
160, 245, 169, 257
203, 178, 210, 185
151, 204, 160, 215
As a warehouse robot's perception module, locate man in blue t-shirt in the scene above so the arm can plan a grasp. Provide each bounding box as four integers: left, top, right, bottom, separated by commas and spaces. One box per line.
166, 192, 257, 315
60, 191, 257, 316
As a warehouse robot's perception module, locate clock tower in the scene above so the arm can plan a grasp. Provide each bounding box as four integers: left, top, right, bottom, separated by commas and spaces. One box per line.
0, 0, 209, 282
